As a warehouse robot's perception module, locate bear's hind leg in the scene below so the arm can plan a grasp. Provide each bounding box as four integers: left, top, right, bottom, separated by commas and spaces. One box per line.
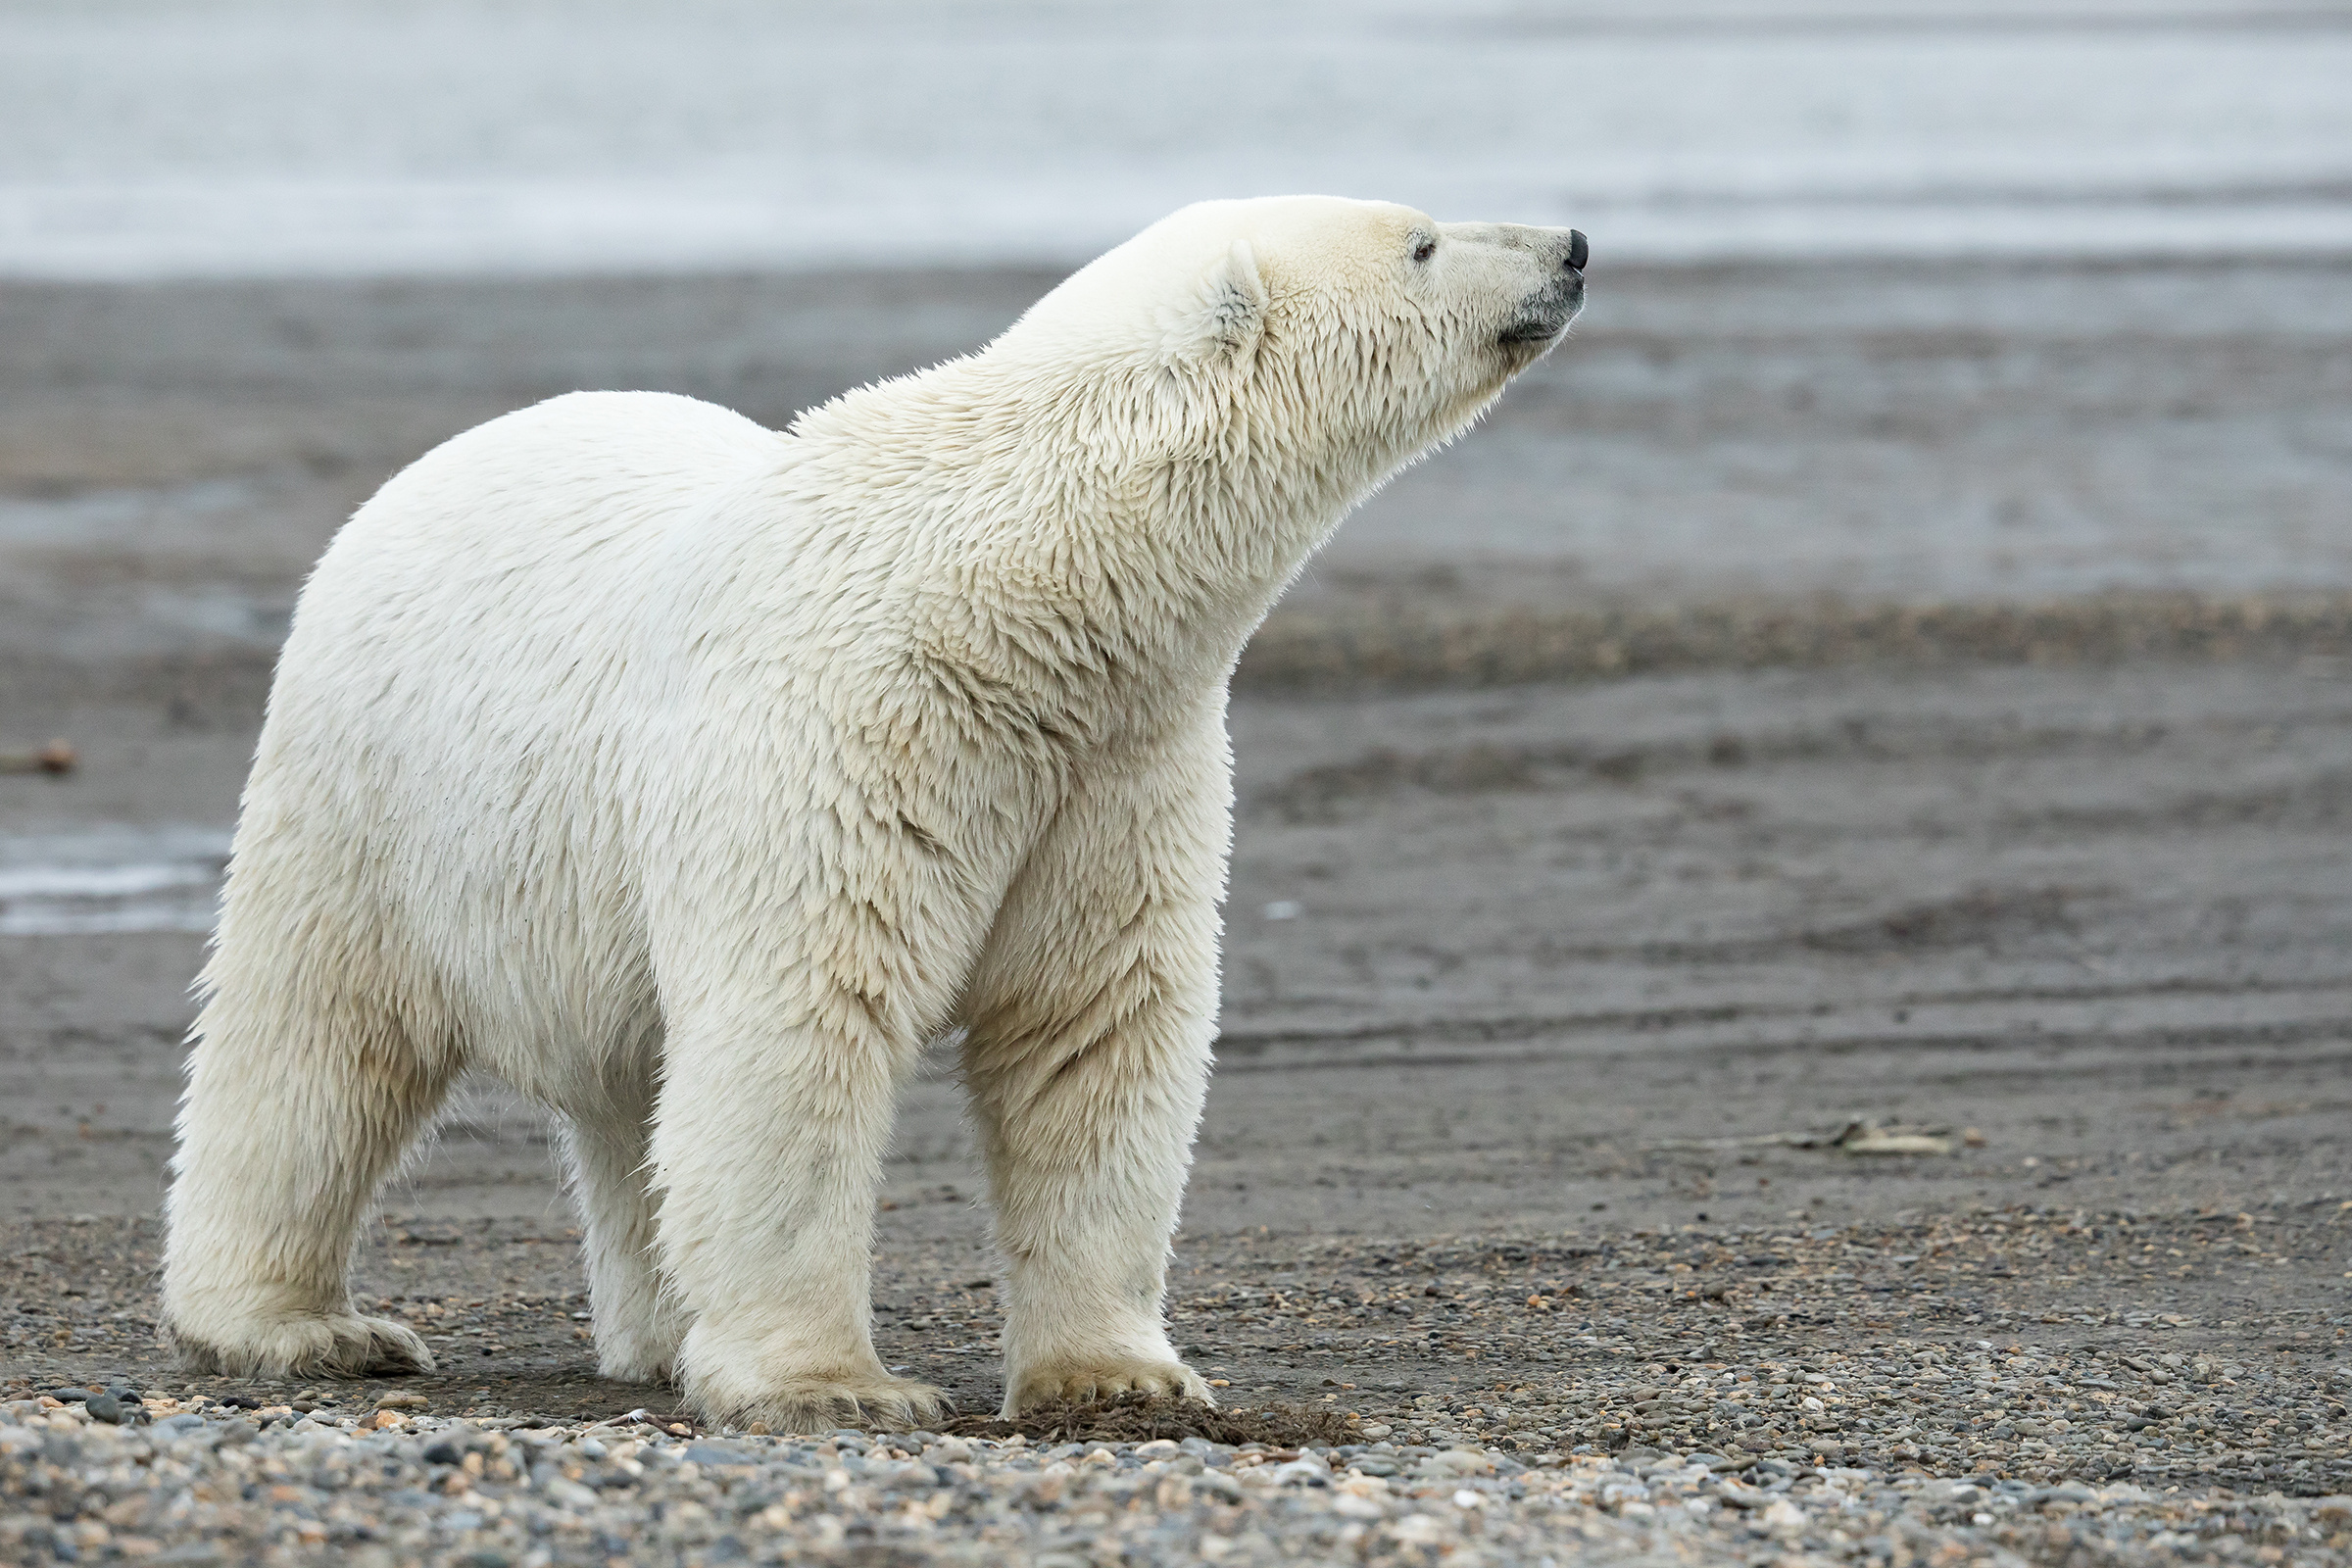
560, 1105, 685, 1383
163, 976, 445, 1379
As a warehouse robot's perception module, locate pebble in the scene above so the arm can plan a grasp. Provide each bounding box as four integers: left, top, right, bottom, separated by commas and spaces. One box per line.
6, 1398, 2351, 1565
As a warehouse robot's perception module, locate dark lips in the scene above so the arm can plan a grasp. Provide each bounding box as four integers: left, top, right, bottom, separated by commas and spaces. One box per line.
1498, 318, 1566, 345
1499, 279, 1584, 345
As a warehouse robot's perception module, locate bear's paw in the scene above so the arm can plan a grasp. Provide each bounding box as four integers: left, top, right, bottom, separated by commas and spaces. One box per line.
1004, 1356, 1213, 1417
687, 1369, 952, 1436
168, 1309, 436, 1380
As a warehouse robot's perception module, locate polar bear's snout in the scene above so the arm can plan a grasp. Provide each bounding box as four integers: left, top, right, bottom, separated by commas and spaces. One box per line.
1498, 227, 1589, 347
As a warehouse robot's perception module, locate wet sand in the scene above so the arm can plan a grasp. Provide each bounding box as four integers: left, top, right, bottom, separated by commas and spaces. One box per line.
3, 260, 2350, 1502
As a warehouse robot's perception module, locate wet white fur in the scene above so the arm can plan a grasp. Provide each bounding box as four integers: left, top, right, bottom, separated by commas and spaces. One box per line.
163, 196, 1581, 1429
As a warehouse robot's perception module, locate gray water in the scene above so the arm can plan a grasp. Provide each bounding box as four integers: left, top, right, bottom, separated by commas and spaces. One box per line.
0, 826, 227, 936
5, 0, 2351, 276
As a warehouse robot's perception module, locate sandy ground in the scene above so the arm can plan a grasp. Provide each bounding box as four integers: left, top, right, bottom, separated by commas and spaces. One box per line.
3, 261, 2350, 1553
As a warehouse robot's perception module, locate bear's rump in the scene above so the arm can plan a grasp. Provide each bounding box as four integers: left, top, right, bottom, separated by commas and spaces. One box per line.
218, 392, 784, 1096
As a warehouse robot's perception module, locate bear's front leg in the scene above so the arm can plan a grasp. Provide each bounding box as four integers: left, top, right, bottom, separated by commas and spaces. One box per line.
960, 709, 1227, 1416
649, 995, 948, 1434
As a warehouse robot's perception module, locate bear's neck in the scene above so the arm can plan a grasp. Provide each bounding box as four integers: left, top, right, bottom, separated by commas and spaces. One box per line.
793, 361, 1398, 729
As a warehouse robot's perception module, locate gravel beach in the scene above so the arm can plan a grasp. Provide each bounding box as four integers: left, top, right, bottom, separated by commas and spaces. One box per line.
8, 1194, 2351, 1562
6, 1356, 2350, 1568
6, 255, 2352, 1562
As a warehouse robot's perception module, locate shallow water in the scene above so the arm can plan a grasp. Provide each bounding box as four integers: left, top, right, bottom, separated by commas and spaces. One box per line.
3, 0, 2348, 276
0, 826, 227, 936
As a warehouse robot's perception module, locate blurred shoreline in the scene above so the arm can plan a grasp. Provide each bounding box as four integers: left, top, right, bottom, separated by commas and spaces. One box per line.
5, 253, 2348, 711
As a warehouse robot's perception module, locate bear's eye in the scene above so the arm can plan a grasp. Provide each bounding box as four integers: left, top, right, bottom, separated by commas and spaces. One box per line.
1411, 236, 1437, 265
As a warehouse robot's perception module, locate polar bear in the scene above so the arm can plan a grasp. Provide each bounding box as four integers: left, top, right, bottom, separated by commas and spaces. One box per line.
162, 196, 1586, 1430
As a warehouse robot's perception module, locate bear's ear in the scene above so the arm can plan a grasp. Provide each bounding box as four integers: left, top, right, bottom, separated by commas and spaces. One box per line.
1156, 239, 1266, 367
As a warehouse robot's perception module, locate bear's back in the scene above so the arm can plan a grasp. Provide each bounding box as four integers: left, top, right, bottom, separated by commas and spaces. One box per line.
324, 390, 782, 592
224, 392, 792, 1082
269, 390, 786, 775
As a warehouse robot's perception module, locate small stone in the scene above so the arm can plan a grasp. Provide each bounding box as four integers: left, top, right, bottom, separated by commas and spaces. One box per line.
684, 1441, 755, 1466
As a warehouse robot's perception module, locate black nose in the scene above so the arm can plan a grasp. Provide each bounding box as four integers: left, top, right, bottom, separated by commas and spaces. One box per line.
1566, 229, 1589, 271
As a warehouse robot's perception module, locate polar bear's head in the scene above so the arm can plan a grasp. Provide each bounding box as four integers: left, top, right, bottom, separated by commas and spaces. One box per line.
1001, 196, 1586, 492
